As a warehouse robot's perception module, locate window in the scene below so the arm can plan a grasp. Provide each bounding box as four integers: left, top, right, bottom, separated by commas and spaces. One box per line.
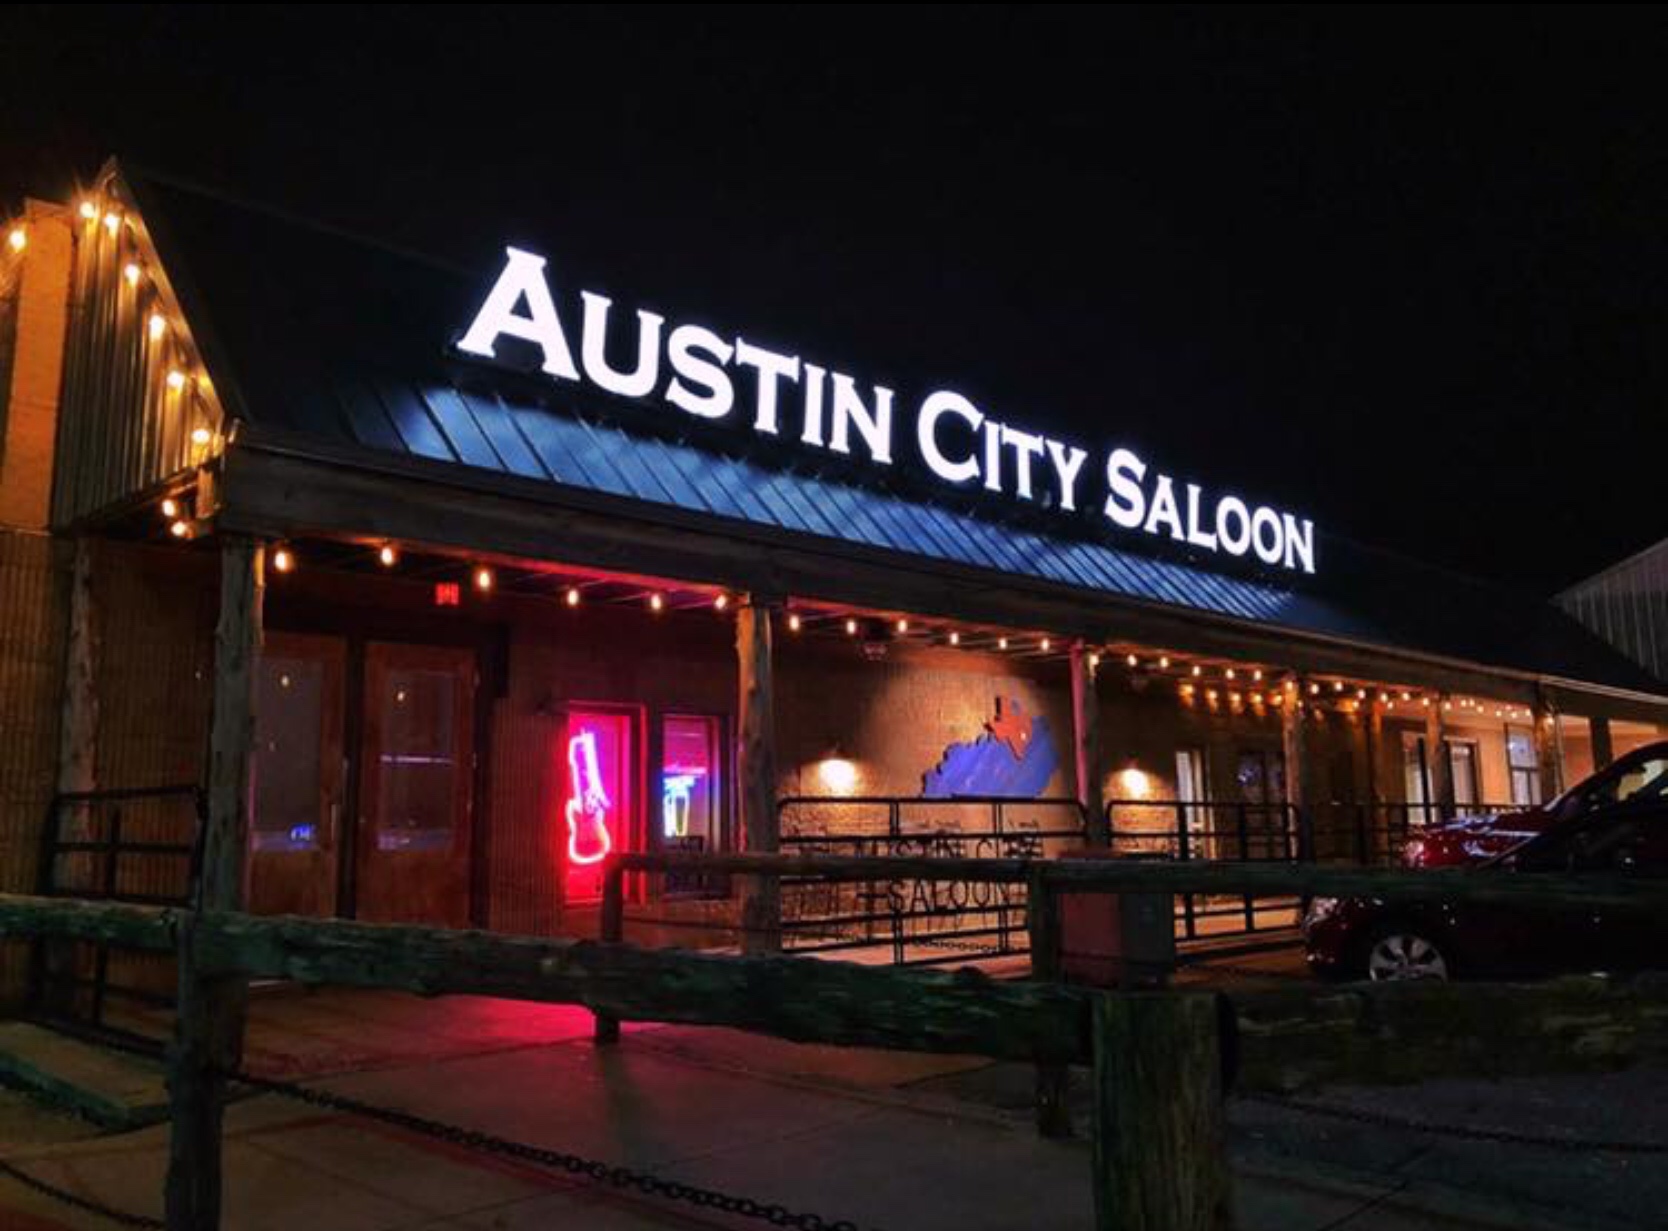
662, 714, 727, 896
1402, 733, 1430, 813
373, 667, 460, 853
253, 655, 328, 853
1506, 727, 1541, 806
662, 714, 724, 851
1447, 740, 1480, 809
1175, 748, 1207, 857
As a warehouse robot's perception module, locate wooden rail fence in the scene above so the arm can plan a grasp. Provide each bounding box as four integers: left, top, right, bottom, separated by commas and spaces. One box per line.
1, 855, 1666, 1231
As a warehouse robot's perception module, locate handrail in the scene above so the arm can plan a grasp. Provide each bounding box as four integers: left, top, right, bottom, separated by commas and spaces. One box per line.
607, 850, 1668, 912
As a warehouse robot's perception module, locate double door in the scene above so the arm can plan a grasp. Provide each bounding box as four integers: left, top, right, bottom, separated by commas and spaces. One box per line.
249, 633, 475, 926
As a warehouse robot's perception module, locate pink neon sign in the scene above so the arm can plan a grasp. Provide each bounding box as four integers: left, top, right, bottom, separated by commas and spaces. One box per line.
564, 729, 613, 867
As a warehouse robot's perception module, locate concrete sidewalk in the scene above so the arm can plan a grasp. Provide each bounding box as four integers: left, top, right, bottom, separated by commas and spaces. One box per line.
0, 990, 1660, 1230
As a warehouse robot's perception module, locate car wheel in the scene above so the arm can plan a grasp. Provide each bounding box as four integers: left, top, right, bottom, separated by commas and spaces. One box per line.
1364, 927, 1451, 982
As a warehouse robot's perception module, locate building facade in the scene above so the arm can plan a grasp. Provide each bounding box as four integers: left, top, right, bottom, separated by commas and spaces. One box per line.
2, 162, 1664, 1000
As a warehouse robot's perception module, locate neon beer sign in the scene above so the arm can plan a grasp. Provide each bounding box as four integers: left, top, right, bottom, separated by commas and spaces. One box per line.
456, 249, 1318, 574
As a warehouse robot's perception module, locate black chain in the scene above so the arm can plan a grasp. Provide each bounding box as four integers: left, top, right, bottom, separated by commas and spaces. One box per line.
222, 1066, 878, 1230
0, 1155, 165, 1229
1242, 1091, 1668, 1155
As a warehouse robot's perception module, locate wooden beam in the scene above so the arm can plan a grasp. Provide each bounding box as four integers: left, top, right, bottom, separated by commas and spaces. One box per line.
188, 910, 1088, 1063
736, 597, 780, 954
0, 893, 176, 948
1091, 992, 1233, 1231
1232, 975, 1668, 1092
1071, 643, 1107, 845
1591, 714, 1615, 769
166, 534, 263, 1231
220, 443, 1646, 713
54, 535, 99, 804
610, 850, 1668, 913
1027, 864, 1071, 1138
202, 534, 264, 912
1424, 695, 1453, 814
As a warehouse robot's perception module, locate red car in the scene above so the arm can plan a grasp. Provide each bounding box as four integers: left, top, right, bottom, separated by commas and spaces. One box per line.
1304, 741, 1668, 981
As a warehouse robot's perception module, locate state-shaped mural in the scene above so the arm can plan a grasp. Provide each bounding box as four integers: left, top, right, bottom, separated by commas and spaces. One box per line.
922, 696, 1059, 798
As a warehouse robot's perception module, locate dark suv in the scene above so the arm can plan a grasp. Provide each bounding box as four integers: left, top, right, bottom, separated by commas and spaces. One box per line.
1303, 741, 1668, 981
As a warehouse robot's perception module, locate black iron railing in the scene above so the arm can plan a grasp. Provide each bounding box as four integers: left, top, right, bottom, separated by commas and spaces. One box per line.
29, 783, 205, 1034
775, 795, 1089, 964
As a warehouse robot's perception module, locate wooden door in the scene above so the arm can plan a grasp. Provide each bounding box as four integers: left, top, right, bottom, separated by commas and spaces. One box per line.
355, 642, 476, 926
249, 633, 346, 916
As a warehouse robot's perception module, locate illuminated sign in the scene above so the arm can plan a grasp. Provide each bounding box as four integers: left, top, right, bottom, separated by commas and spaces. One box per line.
564, 729, 613, 867
456, 248, 1317, 574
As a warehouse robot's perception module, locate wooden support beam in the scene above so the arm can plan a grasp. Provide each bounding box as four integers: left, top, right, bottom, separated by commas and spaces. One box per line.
1533, 695, 1562, 801
1027, 864, 1071, 1138
166, 534, 264, 1231
1591, 714, 1616, 769
1232, 975, 1668, 1091
1091, 992, 1232, 1231
1071, 642, 1107, 845
55, 535, 99, 805
736, 597, 780, 954
1424, 696, 1453, 815
593, 868, 624, 1044
1280, 679, 1311, 858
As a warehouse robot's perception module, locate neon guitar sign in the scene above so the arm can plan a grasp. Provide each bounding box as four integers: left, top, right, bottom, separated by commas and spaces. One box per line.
564, 729, 614, 866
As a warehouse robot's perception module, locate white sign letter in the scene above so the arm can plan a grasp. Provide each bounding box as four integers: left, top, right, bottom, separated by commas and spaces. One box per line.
1104, 447, 1147, 529
916, 391, 984, 484
665, 325, 735, 420
456, 247, 579, 379
735, 339, 800, 436
580, 291, 665, 399
829, 374, 894, 465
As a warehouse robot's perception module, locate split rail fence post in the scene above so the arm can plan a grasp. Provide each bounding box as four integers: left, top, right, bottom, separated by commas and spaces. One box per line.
1090, 991, 1234, 1231
594, 863, 624, 1044
1027, 862, 1070, 1138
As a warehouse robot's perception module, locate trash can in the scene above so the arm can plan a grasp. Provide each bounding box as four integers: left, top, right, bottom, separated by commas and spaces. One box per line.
1056, 848, 1176, 988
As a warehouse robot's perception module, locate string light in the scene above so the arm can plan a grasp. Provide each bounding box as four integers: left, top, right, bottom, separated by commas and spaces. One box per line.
147, 312, 167, 341
845, 617, 858, 635
122, 262, 141, 286
1191, 664, 1202, 678
78, 201, 98, 221
998, 636, 1009, 650
1309, 682, 1320, 695
1126, 653, 1138, 668
896, 618, 909, 633
1333, 681, 1344, 693
6, 227, 24, 252
787, 612, 801, 632
103, 212, 120, 234
1088, 651, 1100, 668
713, 593, 729, 611
271, 546, 295, 574
1159, 656, 1170, 669
565, 585, 580, 606
377, 544, 398, 568
160, 497, 179, 519
166, 369, 187, 391
190, 426, 212, 447
649, 592, 664, 612
1225, 668, 1236, 680
1039, 637, 1051, 652
169, 519, 191, 539
948, 631, 960, 646
474, 565, 494, 592
1252, 669, 1263, 682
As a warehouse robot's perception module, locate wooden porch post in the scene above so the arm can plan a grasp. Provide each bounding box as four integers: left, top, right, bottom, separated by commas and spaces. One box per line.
1071, 642, 1107, 846
1280, 678, 1310, 859
55, 536, 99, 808
167, 535, 263, 1231
1424, 696, 1453, 817
1090, 992, 1233, 1231
1533, 694, 1562, 801
1590, 715, 1615, 770
736, 596, 780, 954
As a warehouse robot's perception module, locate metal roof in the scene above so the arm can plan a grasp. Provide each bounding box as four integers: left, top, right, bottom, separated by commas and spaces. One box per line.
128, 169, 1666, 696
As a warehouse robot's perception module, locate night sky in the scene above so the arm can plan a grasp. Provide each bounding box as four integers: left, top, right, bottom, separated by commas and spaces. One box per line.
3, 5, 1665, 594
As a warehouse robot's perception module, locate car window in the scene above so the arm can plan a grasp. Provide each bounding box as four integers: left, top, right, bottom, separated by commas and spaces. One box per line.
1584, 755, 1668, 809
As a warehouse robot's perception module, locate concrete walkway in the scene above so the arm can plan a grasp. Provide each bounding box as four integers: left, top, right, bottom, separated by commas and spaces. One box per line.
0, 988, 1661, 1230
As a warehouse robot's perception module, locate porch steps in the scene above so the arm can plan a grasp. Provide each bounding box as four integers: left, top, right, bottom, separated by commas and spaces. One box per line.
0, 1020, 169, 1130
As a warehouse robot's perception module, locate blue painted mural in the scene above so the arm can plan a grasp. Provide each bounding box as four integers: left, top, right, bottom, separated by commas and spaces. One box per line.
922, 697, 1059, 798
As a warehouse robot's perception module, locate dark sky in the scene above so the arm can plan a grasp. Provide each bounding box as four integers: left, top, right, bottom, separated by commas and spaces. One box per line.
4, 5, 1666, 594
